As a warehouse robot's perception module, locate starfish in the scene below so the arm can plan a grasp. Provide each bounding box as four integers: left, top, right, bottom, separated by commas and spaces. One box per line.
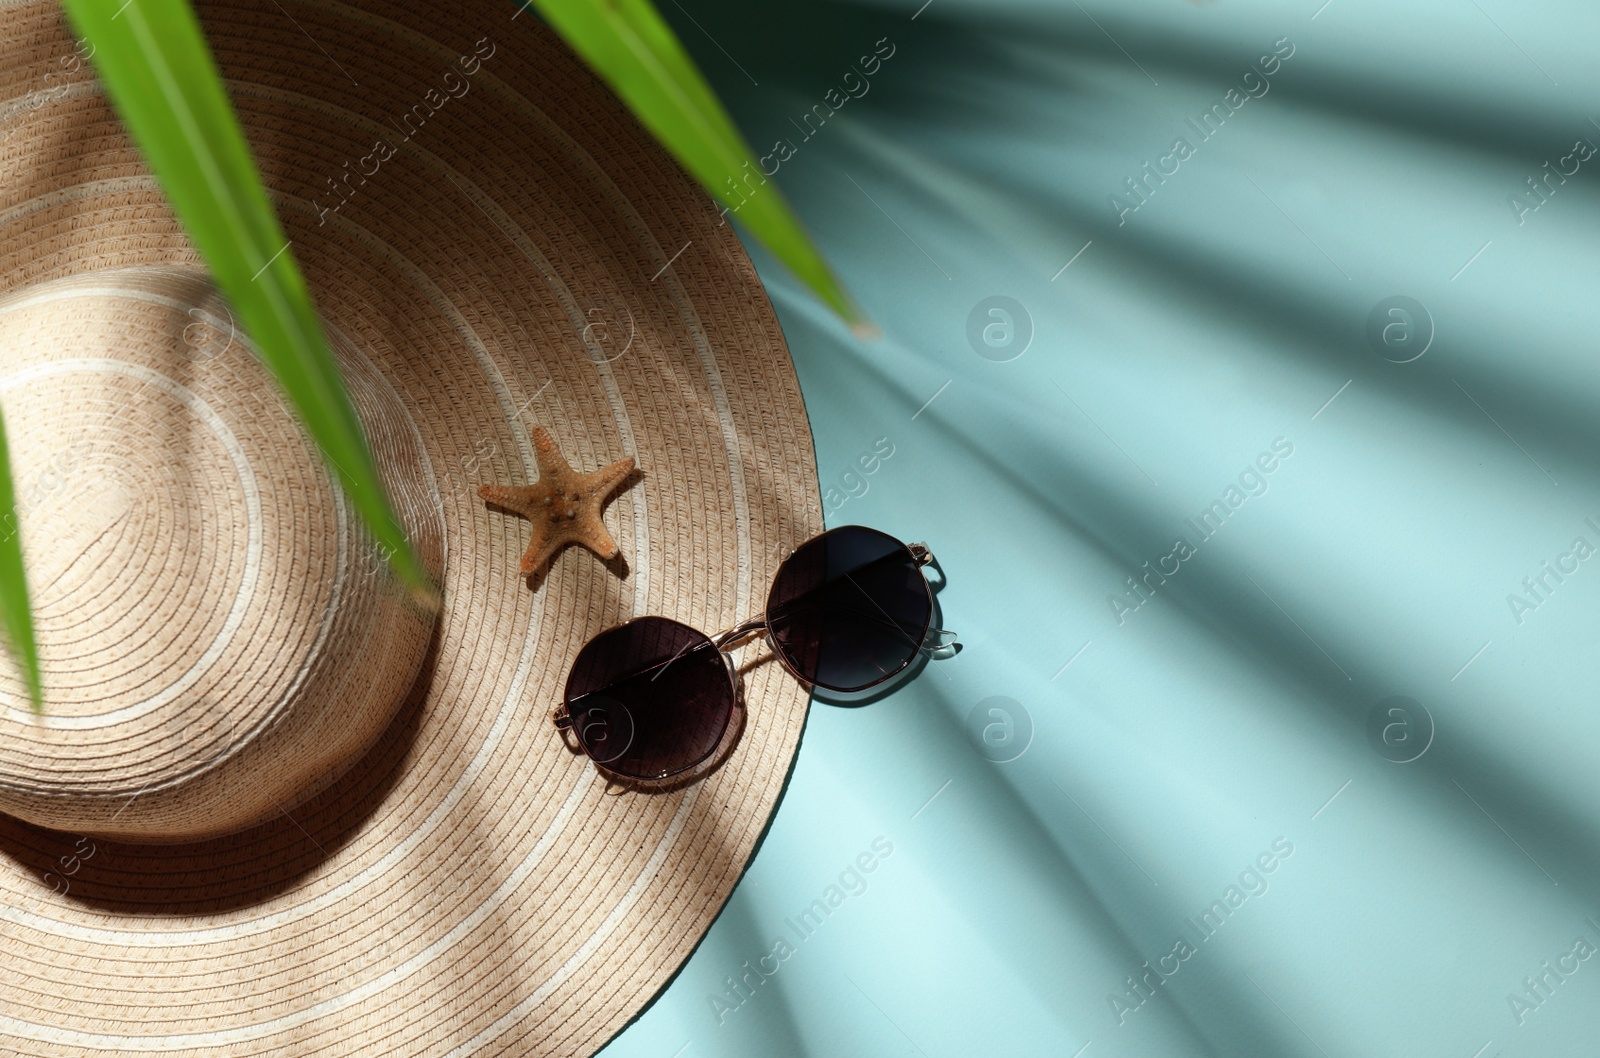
478, 427, 636, 576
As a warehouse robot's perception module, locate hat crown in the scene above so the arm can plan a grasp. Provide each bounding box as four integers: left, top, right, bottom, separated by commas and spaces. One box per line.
0, 266, 441, 841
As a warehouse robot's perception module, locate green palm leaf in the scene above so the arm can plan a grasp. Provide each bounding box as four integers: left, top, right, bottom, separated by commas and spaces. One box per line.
0, 408, 42, 713
58, 0, 438, 617
523, 0, 875, 335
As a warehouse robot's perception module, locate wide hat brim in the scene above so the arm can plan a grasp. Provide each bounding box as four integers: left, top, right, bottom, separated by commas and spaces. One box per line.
0, 0, 820, 1054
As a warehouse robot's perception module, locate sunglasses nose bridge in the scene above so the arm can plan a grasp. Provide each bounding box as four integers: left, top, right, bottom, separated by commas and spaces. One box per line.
711, 615, 769, 651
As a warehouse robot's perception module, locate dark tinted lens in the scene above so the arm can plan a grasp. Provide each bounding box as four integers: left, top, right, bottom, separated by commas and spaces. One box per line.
766, 526, 931, 692
563, 617, 733, 779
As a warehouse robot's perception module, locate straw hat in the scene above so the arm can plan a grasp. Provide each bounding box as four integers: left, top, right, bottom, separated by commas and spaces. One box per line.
0, 0, 821, 1052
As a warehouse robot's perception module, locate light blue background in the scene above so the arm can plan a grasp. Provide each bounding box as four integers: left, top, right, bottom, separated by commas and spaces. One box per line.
601, 1, 1600, 1055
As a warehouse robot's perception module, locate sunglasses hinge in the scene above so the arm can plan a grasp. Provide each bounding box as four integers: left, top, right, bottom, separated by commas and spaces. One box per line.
549, 706, 573, 730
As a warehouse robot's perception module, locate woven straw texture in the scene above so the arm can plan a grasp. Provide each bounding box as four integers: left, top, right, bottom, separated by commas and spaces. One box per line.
0, 266, 446, 841
0, 0, 822, 1054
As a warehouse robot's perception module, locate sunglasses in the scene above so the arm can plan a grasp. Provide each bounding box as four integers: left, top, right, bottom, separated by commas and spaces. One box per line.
551, 525, 950, 779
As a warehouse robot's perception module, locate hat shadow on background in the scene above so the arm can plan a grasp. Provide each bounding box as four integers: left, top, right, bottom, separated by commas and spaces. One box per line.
0, 617, 442, 917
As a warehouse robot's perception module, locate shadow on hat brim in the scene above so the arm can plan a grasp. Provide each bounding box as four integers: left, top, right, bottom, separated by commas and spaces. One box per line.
0, 616, 442, 915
